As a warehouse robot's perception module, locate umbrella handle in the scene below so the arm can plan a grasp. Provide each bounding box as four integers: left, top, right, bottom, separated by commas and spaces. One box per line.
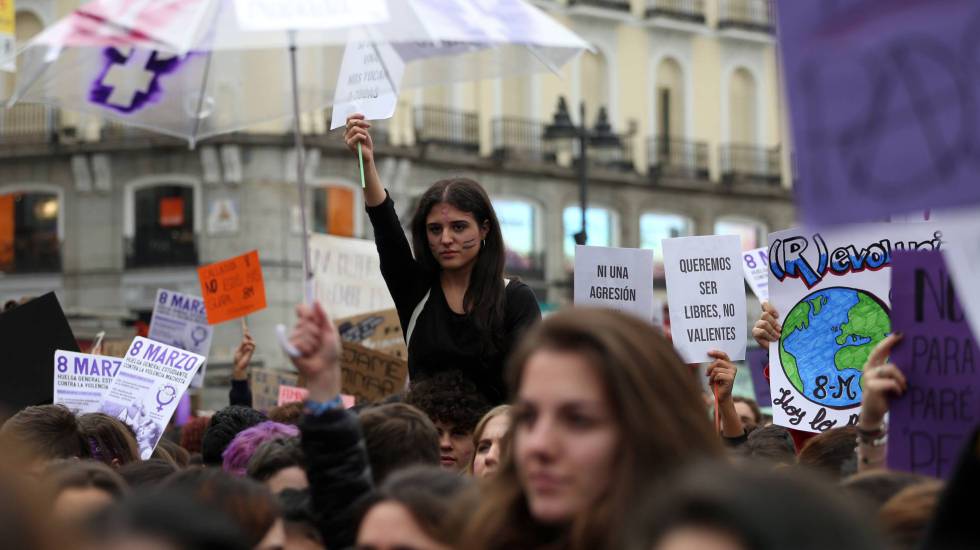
276, 323, 301, 358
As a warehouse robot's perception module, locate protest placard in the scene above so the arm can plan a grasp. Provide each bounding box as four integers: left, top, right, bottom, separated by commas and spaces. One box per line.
573, 245, 655, 323
336, 308, 407, 359
98, 337, 204, 459
251, 367, 300, 413
745, 347, 772, 408
0, 292, 79, 411
234, 0, 389, 31
663, 235, 745, 363
776, 1, 980, 225
148, 289, 213, 388
277, 385, 309, 406
887, 250, 980, 479
330, 40, 405, 130
341, 340, 408, 404
742, 247, 769, 302
197, 250, 267, 325
310, 233, 395, 320
53, 351, 121, 414
767, 223, 943, 432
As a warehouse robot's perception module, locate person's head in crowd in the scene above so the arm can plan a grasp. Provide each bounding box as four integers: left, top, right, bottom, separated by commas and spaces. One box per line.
278, 489, 325, 550
201, 405, 267, 467
878, 479, 944, 550
464, 308, 722, 549
267, 401, 305, 425
3, 299, 17, 311
406, 371, 492, 473
159, 438, 190, 468
469, 405, 511, 478
84, 489, 249, 550
180, 415, 211, 454
797, 426, 859, 481
77, 412, 140, 468
841, 470, 931, 509
0, 450, 58, 550
1, 404, 88, 465
635, 461, 883, 550
163, 467, 284, 549
731, 396, 762, 432
740, 425, 796, 467
117, 458, 178, 489
45, 460, 128, 527
152, 443, 178, 466
359, 403, 440, 484
223, 421, 299, 477
247, 437, 308, 493
357, 465, 473, 550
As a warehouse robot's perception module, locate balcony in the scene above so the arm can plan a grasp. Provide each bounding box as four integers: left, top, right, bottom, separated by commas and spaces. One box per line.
645, 0, 706, 24
720, 143, 781, 186
647, 137, 709, 182
575, 133, 635, 173
0, 104, 59, 144
568, 0, 632, 12
414, 106, 479, 153
717, 0, 774, 34
567, 0, 634, 21
492, 117, 557, 164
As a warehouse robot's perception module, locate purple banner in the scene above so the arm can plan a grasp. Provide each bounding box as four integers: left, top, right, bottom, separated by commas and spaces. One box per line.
746, 347, 772, 408
776, 0, 980, 225
887, 250, 980, 478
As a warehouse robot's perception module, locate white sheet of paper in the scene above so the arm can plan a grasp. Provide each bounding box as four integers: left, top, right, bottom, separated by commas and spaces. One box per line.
929, 209, 980, 346
573, 245, 655, 323
234, 0, 389, 31
98, 337, 204, 459
148, 289, 213, 389
663, 235, 746, 364
310, 233, 395, 319
742, 246, 770, 302
53, 350, 121, 414
330, 40, 405, 130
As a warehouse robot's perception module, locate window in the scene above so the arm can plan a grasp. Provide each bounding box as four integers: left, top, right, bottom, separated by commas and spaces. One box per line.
640, 212, 692, 272
714, 217, 767, 251
493, 198, 543, 278
656, 58, 685, 138
127, 185, 197, 268
563, 205, 616, 259
313, 184, 356, 237
0, 191, 61, 273
729, 67, 757, 144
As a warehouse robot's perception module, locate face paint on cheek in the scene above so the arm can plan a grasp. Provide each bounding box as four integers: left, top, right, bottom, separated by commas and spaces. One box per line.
461, 238, 479, 249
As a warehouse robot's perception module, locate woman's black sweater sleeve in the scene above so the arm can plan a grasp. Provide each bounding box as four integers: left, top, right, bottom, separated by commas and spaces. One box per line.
365, 193, 429, 328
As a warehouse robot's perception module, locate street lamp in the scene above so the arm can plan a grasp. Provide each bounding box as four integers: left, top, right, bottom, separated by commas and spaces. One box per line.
544, 96, 621, 246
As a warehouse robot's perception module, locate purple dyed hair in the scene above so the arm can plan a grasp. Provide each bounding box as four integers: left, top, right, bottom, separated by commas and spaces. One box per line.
221, 421, 299, 477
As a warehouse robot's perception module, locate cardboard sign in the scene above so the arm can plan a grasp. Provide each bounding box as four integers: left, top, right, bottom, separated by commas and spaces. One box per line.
234, 0, 389, 31
310, 233, 395, 319
197, 250, 267, 325
341, 340, 408, 404
742, 247, 770, 302
336, 308, 407, 359
0, 292, 79, 412
148, 289, 213, 388
573, 245, 655, 323
776, 0, 980, 225
767, 223, 943, 432
887, 250, 980, 479
98, 337, 204, 459
277, 384, 309, 406
53, 351, 121, 414
745, 347, 772, 408
330, 40, 405, 130
663, 235, 746, 363
251, 367, 300, 413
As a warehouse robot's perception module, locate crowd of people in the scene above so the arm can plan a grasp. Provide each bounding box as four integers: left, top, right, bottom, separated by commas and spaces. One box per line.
0, 115, 976, 550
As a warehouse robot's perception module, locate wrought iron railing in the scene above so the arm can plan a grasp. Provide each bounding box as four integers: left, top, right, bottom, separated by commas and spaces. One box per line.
568, 0, 632, 11
645, 0, 706, 23
719, 143, 781, 185
647, 136, 709, 181
717, 0, 774, 33
0, 104, 58, 144
492, 117, 557, 163
414, 106, 479, 151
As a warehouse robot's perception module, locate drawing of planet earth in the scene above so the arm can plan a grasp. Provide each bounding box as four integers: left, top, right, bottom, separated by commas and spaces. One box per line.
779, 287, 890, 409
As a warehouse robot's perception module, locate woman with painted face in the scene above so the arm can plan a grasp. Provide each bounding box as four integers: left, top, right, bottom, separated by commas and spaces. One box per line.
344, 114, 541, 404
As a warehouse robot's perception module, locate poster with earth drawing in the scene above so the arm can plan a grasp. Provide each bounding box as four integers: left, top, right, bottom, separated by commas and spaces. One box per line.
767, 222, 944, 433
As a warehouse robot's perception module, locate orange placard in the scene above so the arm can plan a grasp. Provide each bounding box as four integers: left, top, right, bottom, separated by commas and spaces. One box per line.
327, 186, 354, 237
159, 197, 185, 227
0, 194, 14, 269
197, 250, 267, 325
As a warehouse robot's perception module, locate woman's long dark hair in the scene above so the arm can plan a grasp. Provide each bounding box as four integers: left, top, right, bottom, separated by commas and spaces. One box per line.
411, 178, 506, 352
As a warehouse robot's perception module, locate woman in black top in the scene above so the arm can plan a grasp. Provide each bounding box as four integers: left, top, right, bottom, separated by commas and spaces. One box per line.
345, 114, 541, 404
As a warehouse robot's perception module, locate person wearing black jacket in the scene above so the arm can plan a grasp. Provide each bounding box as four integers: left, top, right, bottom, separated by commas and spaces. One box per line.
345, 113, 541, 404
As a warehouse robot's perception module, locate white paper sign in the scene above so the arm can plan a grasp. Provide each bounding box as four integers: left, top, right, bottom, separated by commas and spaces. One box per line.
663, 235, 746, 363
234, 0, 389, 31
310, 233, 395, 319
742, 247, 770, 302
573, 245, 654, 323
54, 351, 122, 414
928, 209, 980, 345
98, 337, 204, 460
330, 40, 405, 130
767, 223, 944, 433
148, 289, 213, 389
